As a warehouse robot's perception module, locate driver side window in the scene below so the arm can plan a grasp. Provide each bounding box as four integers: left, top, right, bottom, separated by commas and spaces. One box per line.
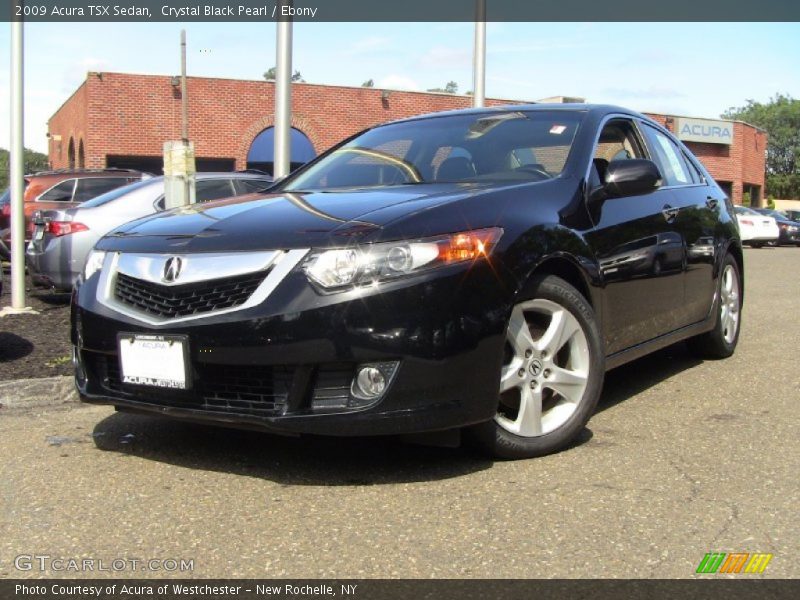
591, 119, 647, 186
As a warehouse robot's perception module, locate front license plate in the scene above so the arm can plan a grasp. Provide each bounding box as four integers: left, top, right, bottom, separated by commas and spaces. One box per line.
118, 334, 189, 389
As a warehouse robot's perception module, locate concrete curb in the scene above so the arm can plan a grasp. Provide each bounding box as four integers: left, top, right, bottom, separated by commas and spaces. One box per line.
0, 376, 78, 410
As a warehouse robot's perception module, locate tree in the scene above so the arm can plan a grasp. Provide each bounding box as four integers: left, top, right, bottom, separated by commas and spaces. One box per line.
362, 79, 374, 88
427, 81, 459, 94
263, 67, 305, 82
0, 147, 50, 190
722, 94, 800, 198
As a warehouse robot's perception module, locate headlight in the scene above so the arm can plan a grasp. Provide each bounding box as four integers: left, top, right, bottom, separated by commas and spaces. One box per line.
83, 249, 106, 280
304, 227, 503, 290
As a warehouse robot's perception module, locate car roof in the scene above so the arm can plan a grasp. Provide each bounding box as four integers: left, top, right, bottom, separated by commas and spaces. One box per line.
25, 168, 147, 179
384, 103, 648, 126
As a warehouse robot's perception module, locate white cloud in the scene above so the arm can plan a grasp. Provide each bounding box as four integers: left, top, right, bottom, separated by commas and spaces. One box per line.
417, 46, 472, 69
342, 35, 392, 56
377, 74, 420, 91
601, 87, 687, 101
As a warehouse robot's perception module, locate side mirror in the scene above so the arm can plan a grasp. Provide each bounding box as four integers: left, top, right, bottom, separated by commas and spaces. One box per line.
603, 159, 661, 199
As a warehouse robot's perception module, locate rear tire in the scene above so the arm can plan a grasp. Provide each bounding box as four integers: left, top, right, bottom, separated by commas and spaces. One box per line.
687, 253, 742, 359
467, 275, 604, 459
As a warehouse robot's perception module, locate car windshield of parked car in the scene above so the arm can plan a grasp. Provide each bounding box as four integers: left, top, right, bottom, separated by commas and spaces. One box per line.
79, 178, 157, 208
282, 110, 584, 191
735, 206, 759, 216
0, 188, 9, 206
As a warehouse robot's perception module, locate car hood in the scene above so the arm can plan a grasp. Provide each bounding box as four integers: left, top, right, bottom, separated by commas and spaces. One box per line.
99, 183, 502, 253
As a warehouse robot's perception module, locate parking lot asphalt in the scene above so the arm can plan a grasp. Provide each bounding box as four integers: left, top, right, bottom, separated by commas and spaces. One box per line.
1, 247, 798, 579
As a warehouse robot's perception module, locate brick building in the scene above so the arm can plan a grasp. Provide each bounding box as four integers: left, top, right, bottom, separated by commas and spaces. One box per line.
47, 72, 766, 205
645, 113, 767, 205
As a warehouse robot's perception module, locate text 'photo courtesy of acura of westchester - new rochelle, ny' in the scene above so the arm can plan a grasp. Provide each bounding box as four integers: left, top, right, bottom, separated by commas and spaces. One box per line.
71, 105, 743, 459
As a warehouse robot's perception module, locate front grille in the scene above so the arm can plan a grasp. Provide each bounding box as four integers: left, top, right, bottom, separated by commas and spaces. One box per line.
201, 363, 293, 415
114, 270, 266, 319
89, 353, 291, 417
84, 352, 360, 419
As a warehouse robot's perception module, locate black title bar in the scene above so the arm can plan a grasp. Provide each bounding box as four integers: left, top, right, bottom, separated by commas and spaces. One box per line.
3, 579, 800, 600
3, 0, 800, 22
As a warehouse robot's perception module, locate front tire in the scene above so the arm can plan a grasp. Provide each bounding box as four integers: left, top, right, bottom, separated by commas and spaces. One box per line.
468, 275, 604, 459
687, 253, 742, 359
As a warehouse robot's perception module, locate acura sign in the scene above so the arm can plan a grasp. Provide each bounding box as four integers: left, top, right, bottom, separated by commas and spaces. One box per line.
675, 117, 733, 145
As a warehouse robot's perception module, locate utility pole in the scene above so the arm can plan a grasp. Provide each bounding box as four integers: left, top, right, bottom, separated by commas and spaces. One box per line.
273, 2, 293, 179
163, 29, 196, 208
3, 19, 34, 315
181, 29, 189, 143
472, 0, 487, 108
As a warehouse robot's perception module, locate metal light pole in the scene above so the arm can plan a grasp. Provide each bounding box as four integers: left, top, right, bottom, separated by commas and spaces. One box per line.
273, 3, 293, 179
181, 29, 189, 142
7, 19, 31, 312
163, 29, 195, 209
472, 0, 486, 108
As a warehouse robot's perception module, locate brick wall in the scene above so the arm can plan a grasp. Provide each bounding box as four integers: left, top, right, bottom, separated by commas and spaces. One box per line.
48, 72, 519, 172
47, 81, 89, 168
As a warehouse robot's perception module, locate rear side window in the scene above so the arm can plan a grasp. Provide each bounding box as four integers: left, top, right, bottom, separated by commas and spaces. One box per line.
38, 179, 76, 202
73, 177, 129, 203
235, 179, 272, 194
640, 124, 693, 186
195, 179, 236, 203
81, 178, 156, 208
682, 153, 705, 184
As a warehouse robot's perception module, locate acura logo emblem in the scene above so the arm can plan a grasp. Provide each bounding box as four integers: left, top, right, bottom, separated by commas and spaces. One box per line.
162, 257, 183, 283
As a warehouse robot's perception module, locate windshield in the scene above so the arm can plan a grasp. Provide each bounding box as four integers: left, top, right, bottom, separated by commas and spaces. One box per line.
0, 188, 9, 206
735, 206, 759, 216
282, 110, 584, 192
79, 177, 159, 208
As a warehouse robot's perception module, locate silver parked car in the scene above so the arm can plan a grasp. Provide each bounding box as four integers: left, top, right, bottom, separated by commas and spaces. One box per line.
26, 172, 272, 290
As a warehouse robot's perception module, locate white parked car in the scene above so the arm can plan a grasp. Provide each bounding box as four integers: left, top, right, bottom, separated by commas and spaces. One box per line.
734, 206, 779, 248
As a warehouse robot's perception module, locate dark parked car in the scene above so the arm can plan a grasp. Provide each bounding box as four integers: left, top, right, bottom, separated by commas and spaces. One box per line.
72, 105, 743, 459
784, 209, 800, 222
752, 208, 800, 245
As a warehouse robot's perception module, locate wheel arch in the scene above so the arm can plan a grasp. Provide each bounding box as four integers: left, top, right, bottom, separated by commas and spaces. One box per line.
723, 239, 745, 305
520, 254, 599, 311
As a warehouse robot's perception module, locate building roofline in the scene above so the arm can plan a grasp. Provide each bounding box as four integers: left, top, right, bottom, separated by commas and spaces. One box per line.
47, 77, 88, 126
644, 110, 767, 134
69, 70, 531, 105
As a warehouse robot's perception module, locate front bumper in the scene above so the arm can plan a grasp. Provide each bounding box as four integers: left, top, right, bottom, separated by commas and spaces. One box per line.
72, 258, 510, 436
778, 228, 800, 244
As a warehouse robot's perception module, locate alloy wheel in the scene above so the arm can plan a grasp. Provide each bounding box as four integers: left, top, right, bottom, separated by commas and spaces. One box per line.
720, 264, 740, 344
496, 299, 590, 437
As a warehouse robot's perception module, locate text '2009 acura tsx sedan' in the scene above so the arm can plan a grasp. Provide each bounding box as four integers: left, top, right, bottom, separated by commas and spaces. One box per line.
72, 105, 743, 459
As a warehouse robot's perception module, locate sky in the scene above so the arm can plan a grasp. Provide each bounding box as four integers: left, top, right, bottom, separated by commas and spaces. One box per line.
0, 21, 798, 153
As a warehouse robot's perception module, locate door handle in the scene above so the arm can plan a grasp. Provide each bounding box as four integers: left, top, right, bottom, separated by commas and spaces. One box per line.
662, 204, 680, 223
706, 197, 719, 209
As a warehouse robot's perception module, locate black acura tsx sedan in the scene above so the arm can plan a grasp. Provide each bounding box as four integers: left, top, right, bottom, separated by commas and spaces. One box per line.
71, 104, 743, 458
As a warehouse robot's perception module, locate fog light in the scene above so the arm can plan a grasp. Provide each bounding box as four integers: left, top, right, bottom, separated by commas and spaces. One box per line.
351, 361, 399, 403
